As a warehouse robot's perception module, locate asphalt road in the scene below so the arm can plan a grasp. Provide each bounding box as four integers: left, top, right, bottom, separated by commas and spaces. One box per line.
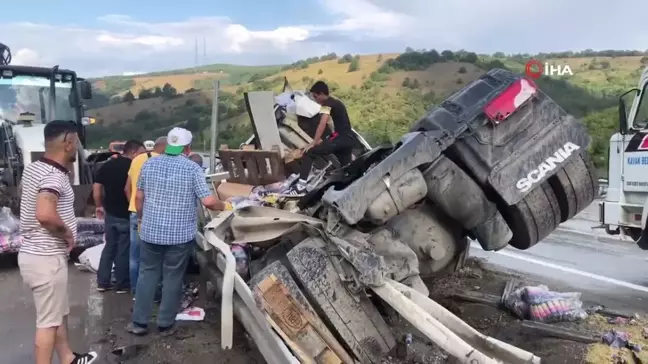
1, 201, 647, 363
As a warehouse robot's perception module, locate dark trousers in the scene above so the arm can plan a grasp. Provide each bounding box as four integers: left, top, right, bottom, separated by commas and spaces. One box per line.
299, 136, 353, 179
97, 213, 131, 289
132, 240, 193, 328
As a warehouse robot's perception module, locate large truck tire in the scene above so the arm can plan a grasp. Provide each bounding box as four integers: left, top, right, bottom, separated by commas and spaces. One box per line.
504, 182, 561, 250
548, 152, 599, 222
287, 237, 396, 364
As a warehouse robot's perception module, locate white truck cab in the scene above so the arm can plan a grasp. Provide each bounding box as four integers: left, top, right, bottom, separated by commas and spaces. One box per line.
600, 66, 648, 245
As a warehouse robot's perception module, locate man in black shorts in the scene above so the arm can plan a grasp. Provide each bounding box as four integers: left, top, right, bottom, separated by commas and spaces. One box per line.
298, 81, 354, 181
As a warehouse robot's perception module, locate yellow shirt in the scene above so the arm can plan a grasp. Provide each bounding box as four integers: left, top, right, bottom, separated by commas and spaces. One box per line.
128, 152, 159, 212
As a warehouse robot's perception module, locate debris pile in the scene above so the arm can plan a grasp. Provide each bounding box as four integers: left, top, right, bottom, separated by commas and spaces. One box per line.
0, 208, 105, 254
503, 284, 588, 322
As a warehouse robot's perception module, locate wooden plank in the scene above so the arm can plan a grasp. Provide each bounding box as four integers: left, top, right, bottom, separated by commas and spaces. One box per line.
265, 313, 314, 364
520, 320, 598, 343
218, 147, 285, 185
452, 291, 501, 307
256, 275, 347, 364
232, 155, 246, 183
244, 154, 260, 185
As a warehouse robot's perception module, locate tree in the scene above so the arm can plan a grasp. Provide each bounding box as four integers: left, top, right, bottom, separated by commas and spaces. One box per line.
441, 50, 455, 60
405, 47, 415, 53
162, 83, 178, 98
458, 66, 467, 74
338, 54, 353, 63
377, 54, 383, 62
348, 58, 360, 72
461, 52, 478, 63
402, 77, 411, 88
122, 91, 135, 104
493, 52, 506, 58
138, 88, 154, 99
153, 86, 163, 97
641, 56, 648, 65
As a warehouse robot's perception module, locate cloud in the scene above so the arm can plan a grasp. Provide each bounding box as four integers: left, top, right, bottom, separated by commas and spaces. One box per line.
11, 48, 41, 66
2, 0, 648, 77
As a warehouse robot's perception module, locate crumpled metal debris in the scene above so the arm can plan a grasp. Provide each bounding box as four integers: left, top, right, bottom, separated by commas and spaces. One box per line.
328, 235, 387, 287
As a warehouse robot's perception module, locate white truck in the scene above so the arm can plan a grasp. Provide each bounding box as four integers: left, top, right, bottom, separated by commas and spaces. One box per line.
599, 66, 648, 247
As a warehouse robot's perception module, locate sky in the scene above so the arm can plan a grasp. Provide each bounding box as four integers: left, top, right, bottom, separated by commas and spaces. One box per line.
2, 0, 648, 77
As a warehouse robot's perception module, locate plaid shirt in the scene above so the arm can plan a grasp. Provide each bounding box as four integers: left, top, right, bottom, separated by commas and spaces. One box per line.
137, 154, 211, 245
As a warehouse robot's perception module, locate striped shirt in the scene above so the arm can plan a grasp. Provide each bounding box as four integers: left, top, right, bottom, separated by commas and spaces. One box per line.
19, 158, 77, 256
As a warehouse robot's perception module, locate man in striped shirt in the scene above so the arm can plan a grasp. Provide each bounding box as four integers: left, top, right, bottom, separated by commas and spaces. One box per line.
18, 120, 97, 364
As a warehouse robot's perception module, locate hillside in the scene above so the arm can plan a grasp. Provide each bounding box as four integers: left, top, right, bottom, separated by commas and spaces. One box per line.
91, 64, 283, 98
85, 49, 648, 175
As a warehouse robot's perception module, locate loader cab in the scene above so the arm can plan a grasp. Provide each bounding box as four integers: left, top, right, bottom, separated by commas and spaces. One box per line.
600, 66, 648, 241
0, 65, 94, 215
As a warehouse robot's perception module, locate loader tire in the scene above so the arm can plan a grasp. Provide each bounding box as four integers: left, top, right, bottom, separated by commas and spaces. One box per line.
548, 153, 599, 222
505, 182, 561, 250
287, 237, 396, 364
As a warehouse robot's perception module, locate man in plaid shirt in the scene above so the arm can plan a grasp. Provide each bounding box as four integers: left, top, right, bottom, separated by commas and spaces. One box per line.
126, 127, 226, 336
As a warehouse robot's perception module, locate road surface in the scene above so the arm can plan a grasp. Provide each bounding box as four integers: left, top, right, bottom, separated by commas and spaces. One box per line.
1, 201, 646, 363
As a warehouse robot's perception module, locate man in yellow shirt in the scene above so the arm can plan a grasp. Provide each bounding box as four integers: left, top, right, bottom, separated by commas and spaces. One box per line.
125, 137, 166, 294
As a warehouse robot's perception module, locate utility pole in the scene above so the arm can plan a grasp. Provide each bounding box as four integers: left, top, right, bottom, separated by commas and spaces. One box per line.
203, 37, 207, 66
194, 37, 198, 67
209, 80, 220, 174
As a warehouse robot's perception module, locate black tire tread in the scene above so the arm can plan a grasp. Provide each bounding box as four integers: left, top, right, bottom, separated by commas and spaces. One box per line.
549, 153, 598, 222
507, 182, 561, 249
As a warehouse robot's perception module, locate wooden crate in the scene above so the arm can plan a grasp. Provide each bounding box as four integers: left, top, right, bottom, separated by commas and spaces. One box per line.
219, 145, 285, 185
255, 274, 351, 364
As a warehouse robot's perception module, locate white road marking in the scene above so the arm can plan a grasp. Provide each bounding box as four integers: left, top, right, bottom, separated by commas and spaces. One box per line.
85, 278, 105, 355
470, 242, 648, 294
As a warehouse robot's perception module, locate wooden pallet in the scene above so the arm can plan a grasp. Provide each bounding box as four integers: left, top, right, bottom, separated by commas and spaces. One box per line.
219, 145, 285, 185
255, 274, 351, 364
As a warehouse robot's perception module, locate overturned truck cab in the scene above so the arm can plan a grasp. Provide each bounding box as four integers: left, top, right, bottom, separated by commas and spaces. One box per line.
196, 68, 598, 364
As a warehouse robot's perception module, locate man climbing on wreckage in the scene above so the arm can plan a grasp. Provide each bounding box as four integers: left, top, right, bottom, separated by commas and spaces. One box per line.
292, 80, 355, 193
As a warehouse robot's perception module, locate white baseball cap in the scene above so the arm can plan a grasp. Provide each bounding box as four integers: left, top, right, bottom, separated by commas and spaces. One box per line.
165, 127, 193, 155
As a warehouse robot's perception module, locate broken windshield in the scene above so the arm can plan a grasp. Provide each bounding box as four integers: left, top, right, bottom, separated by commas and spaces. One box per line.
0, 75, 76, 124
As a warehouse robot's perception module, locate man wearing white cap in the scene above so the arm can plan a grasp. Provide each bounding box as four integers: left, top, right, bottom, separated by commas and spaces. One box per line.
126, 127, 226, 336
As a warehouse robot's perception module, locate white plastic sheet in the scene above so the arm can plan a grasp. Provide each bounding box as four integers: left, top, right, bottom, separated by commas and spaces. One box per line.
77, 243, 105, 273
294, 93, 321, 118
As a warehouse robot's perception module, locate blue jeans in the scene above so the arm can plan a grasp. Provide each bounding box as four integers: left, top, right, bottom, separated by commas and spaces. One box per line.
129, 213, 141, 293
97, 213, 131, 289
132, 240, 193, 328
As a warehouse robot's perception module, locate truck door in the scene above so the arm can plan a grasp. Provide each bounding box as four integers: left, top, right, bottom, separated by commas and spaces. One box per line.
623, 80, 648, 194
617, 73, 648, 230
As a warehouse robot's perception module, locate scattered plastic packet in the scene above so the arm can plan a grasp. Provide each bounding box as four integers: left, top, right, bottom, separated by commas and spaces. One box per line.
176, 307, 205, 321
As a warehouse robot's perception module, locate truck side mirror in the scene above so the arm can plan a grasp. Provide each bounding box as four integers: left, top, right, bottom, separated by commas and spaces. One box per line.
79, 80, 92, 100
618, 88, 639, 135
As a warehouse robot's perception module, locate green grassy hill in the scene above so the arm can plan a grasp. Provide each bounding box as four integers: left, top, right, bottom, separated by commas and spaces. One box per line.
85, 49, 648, 175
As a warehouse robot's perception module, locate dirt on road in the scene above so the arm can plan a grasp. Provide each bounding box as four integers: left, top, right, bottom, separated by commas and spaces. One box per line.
88, 258, 644, 363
